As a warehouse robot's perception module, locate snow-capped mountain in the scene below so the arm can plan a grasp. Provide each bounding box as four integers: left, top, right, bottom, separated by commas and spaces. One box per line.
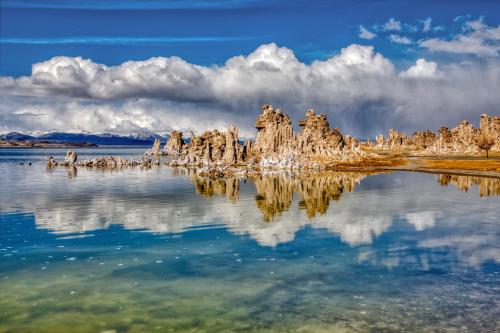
0, 131, 169, 146
0, 132, 37, 141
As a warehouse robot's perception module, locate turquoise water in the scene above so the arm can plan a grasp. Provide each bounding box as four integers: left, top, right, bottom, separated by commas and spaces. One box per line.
0, 148, 499, 332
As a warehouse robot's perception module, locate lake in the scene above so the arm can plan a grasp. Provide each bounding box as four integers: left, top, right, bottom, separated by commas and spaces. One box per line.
0, 148, 499, 332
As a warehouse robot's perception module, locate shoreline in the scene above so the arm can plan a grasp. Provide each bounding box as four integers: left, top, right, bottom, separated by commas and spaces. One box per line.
39, 152, 500, 179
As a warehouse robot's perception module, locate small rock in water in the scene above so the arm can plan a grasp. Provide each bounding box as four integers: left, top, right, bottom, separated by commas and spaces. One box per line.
64, 150, 78, 165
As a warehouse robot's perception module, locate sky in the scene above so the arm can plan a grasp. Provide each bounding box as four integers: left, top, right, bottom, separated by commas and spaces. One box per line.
1, 0, 500, 138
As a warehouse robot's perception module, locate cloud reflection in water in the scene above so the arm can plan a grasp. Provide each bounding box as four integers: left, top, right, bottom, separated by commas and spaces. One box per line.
1, 166, 499, 268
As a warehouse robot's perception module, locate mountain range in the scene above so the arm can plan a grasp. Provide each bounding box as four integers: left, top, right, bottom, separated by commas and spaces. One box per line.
0, 131, 169, 146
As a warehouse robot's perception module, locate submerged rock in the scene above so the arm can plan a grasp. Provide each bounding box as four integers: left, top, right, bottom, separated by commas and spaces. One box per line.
46, 156, 57, 167
47, 152, 140, 168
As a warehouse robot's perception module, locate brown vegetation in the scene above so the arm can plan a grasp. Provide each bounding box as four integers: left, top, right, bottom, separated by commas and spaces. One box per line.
422, 159, 500, 173
325, 157, 406, 170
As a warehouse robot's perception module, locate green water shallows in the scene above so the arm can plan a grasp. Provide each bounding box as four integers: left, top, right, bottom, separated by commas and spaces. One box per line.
0, 148, 499, 333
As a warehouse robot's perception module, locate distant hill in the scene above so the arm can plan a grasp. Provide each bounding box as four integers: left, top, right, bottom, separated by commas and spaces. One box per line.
0, 132, 37, 141
0, 132, 169, 146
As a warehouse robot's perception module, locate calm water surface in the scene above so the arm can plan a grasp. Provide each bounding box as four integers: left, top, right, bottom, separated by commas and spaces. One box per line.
0, 148, 499, 332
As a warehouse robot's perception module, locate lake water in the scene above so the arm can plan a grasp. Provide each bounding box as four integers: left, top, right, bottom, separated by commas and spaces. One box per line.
0, 148, 499, 332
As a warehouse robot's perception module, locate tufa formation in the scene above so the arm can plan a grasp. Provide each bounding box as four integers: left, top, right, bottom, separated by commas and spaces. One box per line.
47, 105, 499, 171
164, 104, 366, 169
372, 114, 499, 155
161, 105, 498, 169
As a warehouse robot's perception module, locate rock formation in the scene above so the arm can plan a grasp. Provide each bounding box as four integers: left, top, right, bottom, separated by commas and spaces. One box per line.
253, 104, 295, 157
163, 104, 367, 169
250, 104, 301, 168
374, 129, 410, 150
373, 114, 499, 155
429, 119, 484, 154
153, 139, 161, 155
46, 155, 143, 168
375, 134, 385, 147
160, 104, 492, 169
163, 131, 183, 155
46, 156, 57, 167
47, 151, 78, 167
185, 130, 226, 164
243, 140, 254, 163
45, 105, 498, 173
479, 114, 500, 152
410, 130, 436, 149
296, 109, 361, 158
223, 125, 243, 165
64, 150, 78, 165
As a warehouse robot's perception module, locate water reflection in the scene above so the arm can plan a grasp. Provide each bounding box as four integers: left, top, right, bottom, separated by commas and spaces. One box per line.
67, 166, 77, 178
185, 171, 375, 221
437, 174, 500, 196
172, 168, 376, 222
191, 175, 240, 203
3, 151, 499, 332
1, 166, 499, 262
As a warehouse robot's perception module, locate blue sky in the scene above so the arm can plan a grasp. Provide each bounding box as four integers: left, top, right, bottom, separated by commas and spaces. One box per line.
2, 0, 500, 76
1, 0, 500, 137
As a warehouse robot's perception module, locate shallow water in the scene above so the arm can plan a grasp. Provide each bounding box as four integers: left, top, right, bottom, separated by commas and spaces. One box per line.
0, 148, 499, 332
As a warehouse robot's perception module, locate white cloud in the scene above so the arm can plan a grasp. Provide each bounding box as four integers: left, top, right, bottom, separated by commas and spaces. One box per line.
420, 18, 500, 56
0, 97, 247, 136
388, 34, 413, 45
400, 59, 442, 78
359, 25, 376, 40
383, 18, 402, 31
1, 42, 500, 138
422, 17, 432, 32
420, 36, 499, 56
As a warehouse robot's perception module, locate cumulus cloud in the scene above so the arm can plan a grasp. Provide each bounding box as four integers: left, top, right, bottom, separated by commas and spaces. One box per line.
383, 18, 402, 31
1, 42, 500, 137
420, 18, 500, 56
388, 34, 413, 45
359, 25, 376, 40
0, 96, 246, 136
400, 59, 442, 78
